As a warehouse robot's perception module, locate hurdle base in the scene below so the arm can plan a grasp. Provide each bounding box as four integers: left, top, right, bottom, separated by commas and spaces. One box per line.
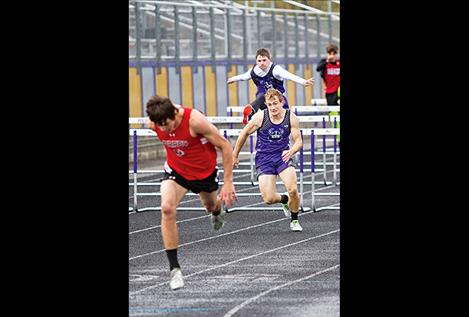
226, 206, 312, 213
300, 206, 313, 213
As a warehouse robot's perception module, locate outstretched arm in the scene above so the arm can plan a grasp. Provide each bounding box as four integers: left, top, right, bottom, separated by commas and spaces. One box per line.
227, 68, 253, 84
190, 110, 237, 208
273, 65, 314, 87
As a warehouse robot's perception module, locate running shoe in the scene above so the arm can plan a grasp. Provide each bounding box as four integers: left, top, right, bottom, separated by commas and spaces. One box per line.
169, 268, 184, 290
211, 208, 226, 231
280, 192, 291, 218
242, 104, 253, 125
290, 220, 303, 232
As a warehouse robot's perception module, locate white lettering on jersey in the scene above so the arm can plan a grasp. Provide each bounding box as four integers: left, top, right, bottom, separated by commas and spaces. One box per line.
162, 140, 189, 148
327, 68, 340, 75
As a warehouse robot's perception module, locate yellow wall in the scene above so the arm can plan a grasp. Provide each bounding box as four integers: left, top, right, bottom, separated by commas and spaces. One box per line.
156, 66, 169, 97
227, 65, 239, 107
131, 63, 313, 118
304, 64, 313, 104
129, 68, 142, 128
287, 64, 296, 108
204, 65, 217, 116
180, 66, 193, 108
248, 80, 257, 104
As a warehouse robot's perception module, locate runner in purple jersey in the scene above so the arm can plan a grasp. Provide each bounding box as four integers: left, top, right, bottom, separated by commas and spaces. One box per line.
227, 48, 314, 124
232, 88, 304, 232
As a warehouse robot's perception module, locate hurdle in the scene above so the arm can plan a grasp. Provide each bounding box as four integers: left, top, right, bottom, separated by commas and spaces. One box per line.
129, 127, 339, 213
128, 114, 333, 125
129, 114, 340, 184
310, 98, 340, 105
226, 105, 340, 115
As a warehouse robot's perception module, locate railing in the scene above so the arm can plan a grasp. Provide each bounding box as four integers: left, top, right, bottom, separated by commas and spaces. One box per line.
129, 0, 340, 63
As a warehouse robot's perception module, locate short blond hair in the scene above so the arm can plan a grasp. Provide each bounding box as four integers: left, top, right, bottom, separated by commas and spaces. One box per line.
264, 88, 284, 103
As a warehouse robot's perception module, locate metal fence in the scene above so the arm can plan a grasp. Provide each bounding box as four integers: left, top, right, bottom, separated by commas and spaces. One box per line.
128, 0, 340, 119
129, 0, 340, 65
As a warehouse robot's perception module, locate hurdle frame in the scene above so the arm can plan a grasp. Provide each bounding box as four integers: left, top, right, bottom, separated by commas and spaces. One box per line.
129, 125, 340, 213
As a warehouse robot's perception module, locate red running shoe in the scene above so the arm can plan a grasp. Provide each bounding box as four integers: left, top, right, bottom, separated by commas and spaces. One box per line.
242, 104, 253, 125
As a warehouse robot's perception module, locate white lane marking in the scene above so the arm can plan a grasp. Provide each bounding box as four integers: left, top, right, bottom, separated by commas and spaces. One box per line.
223, 264, 340, 317
128, 163, 340, 203
128, 185, 338, 234
129, 215, 209, 235
129, 229, 340, 295
129, 183, 271, 234
129, 201, 339, 260
129, 216, 284, 260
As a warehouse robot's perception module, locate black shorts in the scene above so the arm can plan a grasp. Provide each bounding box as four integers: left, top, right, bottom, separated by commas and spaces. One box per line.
326, 92, 339, 105
250, 94, 267, 112
162, 167, 219, 194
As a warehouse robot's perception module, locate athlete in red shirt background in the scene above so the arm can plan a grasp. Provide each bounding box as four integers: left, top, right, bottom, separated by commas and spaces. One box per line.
146, 95, 237, 290
316, 43, 340, 106
316, 44, 340, 142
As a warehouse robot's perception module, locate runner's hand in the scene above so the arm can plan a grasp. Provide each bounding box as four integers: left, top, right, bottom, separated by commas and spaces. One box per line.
304, 78, 314, 87
218, 182, 237, 209
282, 150, 292, 163
232, 156, 239, 168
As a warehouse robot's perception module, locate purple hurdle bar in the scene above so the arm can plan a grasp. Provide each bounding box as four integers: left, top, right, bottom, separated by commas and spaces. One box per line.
333, 117, 337, 185
249, 135, 255, 185
311, 129, 316, 212
133, 130, 138, 212
299, 130, 304, 211
322, 117, 328, 185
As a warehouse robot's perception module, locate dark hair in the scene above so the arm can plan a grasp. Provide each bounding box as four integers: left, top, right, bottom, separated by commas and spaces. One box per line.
255, 48, 271, 59
146, 95, 178, 126
326, 44, 339, 54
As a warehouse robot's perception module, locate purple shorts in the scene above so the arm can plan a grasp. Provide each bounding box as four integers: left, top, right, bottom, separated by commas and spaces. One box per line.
255, 155, 294, 179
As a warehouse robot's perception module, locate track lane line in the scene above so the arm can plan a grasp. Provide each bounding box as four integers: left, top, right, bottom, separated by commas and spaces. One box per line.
129, 202, 339, 260
129, 228, 340, 296
129, 186, 339, 234
223, 264, 340, 317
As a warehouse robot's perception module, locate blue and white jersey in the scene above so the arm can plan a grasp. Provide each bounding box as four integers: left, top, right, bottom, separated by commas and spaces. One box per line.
250, 63, 286, 97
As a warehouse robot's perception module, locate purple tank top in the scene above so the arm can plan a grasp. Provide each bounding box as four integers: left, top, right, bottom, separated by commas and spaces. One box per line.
250, 63, 286, 97
256, 109, 291, 156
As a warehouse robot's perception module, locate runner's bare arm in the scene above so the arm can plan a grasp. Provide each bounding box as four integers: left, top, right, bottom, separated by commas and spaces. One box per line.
232, 110, 263, 167
282, 113, 302, 162
190, 110, 237, 207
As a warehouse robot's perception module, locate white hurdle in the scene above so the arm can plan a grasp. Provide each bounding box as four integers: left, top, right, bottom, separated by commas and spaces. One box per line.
128, 115, 334, 125
129, 126, 340, 213
226, 105, 340, 114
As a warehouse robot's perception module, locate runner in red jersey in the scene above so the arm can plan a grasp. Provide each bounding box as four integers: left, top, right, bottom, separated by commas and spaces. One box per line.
146, 95, 237, 290
316, 43, 340, 142
316, 44, 340, 106
155, 107, 218, 180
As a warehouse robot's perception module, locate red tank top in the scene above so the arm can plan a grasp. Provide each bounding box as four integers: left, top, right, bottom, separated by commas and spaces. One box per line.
325, 61, 340, 94
154, 107, 217, 180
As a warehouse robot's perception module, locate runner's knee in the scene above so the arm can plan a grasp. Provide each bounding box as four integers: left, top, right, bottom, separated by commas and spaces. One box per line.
262, 194, 277, 205
287, 187, 299, 198
161, 202, 177, 220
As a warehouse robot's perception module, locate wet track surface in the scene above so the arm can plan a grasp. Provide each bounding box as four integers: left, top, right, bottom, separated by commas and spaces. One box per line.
129, 155, 340, 317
